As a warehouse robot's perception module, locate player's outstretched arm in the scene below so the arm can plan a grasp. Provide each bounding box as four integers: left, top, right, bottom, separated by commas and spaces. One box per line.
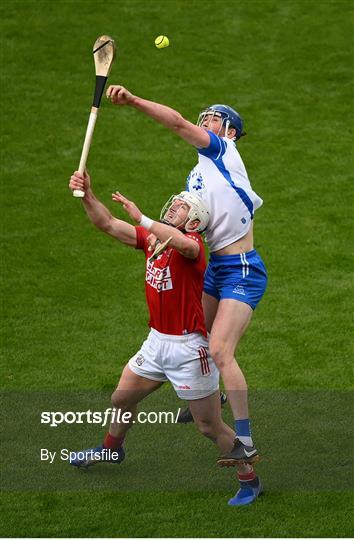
69, 171, 137, 247
106, 85, 210, 148
112, 192, 200, 259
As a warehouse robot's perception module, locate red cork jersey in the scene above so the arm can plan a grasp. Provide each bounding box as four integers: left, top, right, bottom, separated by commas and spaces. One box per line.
135, 226, 207, 336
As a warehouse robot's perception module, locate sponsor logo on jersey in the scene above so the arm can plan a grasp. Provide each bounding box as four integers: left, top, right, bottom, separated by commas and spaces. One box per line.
178, 385, 191, 390
146, 261, 173, 292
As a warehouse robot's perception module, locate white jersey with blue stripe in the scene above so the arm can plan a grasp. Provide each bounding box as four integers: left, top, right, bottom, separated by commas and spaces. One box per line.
186, 131, 263, 252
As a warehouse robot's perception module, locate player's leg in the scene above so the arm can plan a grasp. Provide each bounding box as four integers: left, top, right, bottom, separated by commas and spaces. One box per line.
188, 390, 262, 506
165, 332, 262, 506
176, 391, 227, 424
166, 330, 251, 464
107, 364, 163, 441
105, 329, 167, 446
206, 297, 259, 464
70, 330, 166, 469
204, 250, 267, 466
208, 297, 252, 415
70, 366, 162, 469
203, 292, 252, 410
187, 390, 234, 454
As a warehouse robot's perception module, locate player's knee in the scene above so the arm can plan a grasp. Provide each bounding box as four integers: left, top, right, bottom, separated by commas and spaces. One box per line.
111, 390, 130, 410
209, 341, 230, 370
195, 418, 217, 441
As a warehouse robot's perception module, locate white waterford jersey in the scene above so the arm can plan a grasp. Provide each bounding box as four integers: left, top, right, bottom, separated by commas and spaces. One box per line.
186, 131, 263, 252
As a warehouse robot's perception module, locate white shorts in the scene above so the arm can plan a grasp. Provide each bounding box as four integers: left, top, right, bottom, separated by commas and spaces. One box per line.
128, 329, 219, 400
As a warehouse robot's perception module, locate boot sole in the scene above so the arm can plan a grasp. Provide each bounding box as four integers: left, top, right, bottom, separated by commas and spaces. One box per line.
217, 454, 260, 467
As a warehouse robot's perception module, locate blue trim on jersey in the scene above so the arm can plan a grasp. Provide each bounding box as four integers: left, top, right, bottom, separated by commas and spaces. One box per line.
198, 131, 227, 160
213, 155, 254, 219
196, 131, 254, 219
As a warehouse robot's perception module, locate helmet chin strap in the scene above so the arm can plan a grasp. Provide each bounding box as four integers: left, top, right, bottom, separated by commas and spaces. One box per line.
224, 119, 230, 137
160, 218, 175, 227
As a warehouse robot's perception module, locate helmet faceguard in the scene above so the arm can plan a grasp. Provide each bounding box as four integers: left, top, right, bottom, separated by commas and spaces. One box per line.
160, 191, 209, 233
197, 104, 245, 140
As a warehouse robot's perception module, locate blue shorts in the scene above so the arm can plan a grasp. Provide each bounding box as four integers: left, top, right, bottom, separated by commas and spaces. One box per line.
203, 250, 268, 310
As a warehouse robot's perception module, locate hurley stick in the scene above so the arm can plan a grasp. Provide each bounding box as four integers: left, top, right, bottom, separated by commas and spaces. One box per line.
73, 36, 117, 198
149, 237, 173, 262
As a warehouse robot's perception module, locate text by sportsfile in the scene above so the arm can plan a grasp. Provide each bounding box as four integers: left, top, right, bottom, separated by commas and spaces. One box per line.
41, 448, 121, 464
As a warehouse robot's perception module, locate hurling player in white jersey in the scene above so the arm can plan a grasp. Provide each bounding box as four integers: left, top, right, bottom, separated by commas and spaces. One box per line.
107, 85, 268, 470
68, 170, 262, 506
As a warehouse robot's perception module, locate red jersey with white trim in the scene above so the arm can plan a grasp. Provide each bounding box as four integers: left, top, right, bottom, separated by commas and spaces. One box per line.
135, 226, 207, 337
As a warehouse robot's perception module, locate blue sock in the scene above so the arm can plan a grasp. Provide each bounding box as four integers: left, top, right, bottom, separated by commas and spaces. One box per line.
235, 419, 253, 446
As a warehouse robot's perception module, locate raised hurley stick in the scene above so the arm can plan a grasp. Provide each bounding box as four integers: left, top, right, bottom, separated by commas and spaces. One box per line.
73, 36, 117, 198
149, 237, 173, 262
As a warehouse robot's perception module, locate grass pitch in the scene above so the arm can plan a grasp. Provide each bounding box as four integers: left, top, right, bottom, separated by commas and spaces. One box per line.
1, 0, 353, 537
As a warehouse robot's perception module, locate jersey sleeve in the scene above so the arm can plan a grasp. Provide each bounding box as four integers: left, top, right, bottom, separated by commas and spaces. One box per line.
197, 130, 227, 160
135, 226, 149, 254
185, 232, 204, 261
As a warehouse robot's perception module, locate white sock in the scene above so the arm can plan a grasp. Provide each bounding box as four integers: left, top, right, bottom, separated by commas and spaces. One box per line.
237, 435, 253, 447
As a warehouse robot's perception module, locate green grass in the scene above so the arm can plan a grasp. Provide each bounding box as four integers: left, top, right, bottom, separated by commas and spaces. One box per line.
1, 0, 353, 537
2, 491, 353, 537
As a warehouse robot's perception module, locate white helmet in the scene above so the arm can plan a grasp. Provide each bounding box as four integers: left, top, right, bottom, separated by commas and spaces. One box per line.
160, 191, 209, 232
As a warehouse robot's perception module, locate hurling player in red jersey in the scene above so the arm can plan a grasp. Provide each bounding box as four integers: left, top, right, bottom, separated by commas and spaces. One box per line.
68, 170, 259, 506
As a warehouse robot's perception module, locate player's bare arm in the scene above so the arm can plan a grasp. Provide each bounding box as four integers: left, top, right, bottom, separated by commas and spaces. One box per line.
106, 85, 210, 148
69, 171, 137, 247
112, 191, 200, 259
